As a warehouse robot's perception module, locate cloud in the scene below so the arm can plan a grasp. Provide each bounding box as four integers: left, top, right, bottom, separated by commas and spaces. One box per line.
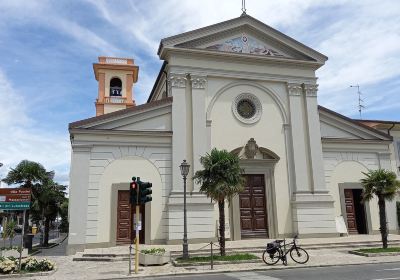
0, 69, 70, 186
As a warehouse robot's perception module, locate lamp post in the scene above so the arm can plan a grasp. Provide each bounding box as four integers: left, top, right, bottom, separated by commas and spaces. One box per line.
0, 163, 3, 188
179, 159, 190, 259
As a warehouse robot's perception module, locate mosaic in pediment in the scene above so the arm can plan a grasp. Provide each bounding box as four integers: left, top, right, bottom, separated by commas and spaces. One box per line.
205, 34, 284, 57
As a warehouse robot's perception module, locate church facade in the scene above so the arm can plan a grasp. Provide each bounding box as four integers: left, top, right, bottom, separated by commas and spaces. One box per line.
67, 15, 400, 254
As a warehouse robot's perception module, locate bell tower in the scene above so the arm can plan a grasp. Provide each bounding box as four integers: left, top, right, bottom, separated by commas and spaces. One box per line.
93, 56, 139, 116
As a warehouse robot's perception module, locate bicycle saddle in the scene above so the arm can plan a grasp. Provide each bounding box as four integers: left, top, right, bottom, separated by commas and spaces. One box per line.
275, 239, 285, 243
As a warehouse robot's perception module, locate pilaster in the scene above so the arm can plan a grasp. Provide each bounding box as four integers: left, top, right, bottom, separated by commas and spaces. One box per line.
190, 75, 207, 192
170, 73, 188, 192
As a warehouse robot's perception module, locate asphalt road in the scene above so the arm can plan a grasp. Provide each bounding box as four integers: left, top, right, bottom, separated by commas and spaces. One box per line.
147, 262, 400, 280
0, 230, 60, 247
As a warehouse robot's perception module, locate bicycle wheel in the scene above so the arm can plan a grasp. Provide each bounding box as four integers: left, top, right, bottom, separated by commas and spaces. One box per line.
289, 247, 309, 264
262, 249, 281, 265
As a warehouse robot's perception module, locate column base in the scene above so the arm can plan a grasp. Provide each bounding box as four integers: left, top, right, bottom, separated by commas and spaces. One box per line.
291, 192, 338, 236
166, 192, 216, 242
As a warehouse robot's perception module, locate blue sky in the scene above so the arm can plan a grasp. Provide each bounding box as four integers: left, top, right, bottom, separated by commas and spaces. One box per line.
0, 0, 399, 186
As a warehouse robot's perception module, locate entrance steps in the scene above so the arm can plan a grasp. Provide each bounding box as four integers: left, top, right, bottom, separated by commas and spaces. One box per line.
72, 238, 400, 262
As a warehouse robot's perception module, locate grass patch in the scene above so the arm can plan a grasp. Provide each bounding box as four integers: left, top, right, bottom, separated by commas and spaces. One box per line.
357, 247, 400, 253
176, 253, 259, 263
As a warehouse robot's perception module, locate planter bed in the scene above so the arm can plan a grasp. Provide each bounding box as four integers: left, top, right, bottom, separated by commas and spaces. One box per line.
139, 252, 171, 266
173, 253, 260, 267
349, 247, 400, 257
0, 269, 56, 279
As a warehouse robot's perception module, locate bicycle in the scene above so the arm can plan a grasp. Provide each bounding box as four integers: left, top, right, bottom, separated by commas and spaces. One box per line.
262, 235, 309, 266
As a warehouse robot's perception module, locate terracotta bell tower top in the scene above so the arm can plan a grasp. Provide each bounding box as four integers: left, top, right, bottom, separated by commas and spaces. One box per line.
93, 56, 139, 116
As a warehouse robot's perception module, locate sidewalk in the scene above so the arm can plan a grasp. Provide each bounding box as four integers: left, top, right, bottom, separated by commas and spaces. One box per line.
34, 234, 400, 280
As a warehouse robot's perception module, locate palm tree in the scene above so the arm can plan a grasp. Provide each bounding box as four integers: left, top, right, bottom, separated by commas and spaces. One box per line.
193, 148, 245, 256
2, 160, 54, 240
31, 182, 66, 246
361, 169, 400, 249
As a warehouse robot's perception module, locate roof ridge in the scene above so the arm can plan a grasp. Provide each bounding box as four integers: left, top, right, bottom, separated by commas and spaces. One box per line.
69, 97, 173, 129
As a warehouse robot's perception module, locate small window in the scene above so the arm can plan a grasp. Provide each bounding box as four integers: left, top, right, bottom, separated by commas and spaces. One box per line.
110, 77, 122, 96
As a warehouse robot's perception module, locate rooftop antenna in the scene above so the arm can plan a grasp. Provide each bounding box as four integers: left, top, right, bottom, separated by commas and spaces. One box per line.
241, 0, 247, 15
350, 85, 365, 119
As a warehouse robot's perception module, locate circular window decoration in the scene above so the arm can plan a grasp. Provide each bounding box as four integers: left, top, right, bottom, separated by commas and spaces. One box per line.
232, 93, 262, 124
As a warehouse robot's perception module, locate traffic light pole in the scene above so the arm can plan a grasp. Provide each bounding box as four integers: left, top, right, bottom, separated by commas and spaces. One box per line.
135, 205, 139, 274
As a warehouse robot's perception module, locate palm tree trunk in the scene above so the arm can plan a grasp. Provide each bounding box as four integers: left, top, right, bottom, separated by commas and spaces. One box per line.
378, 196, 388, 249
218, 200, 226, 256
44, 218, 50, 246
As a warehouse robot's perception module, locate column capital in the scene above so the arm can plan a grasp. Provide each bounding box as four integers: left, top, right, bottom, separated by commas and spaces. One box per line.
287, 83, 302, 96
303, 84, 318, 97
168, 73, 187, 88
190, 75, 207, 89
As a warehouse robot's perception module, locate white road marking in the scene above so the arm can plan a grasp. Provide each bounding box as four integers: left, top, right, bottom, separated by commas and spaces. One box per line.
371, 278, 400, 280
376, 268, 400, 271
225, 271, 281, 280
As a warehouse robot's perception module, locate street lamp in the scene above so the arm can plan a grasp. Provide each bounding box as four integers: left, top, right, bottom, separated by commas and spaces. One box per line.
179, 159, 190, 259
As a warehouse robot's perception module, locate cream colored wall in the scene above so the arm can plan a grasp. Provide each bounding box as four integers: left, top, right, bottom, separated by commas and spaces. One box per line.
209, 78, 291, 235
328, 160, 380, 231
96, 156, 164, 242
104, 69, 130, 97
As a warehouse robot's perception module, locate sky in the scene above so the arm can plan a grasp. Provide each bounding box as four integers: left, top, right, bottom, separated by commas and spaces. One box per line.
0, 0, 399, 186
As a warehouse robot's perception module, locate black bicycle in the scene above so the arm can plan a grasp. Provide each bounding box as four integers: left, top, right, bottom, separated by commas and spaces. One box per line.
262, 235, 309, 265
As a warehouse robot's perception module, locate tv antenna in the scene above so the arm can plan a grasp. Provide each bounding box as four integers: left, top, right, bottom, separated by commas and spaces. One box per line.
241, 0, 247, 15
350, 85, 365, 119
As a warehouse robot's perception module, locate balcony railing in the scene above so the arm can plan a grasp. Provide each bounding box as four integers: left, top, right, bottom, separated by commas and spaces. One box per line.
98, 56, 134, 65
105, 96, 127, 104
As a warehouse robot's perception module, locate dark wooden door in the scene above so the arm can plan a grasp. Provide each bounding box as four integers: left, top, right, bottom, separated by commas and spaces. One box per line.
117, 190, 131, 244
239, 174, 268, 238
344, 189, 358, 234
116, 190, 145, 244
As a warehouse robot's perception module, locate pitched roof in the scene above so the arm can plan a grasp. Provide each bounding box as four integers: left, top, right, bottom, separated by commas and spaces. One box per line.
69, 97, 173, 129
318, 105, 393, 140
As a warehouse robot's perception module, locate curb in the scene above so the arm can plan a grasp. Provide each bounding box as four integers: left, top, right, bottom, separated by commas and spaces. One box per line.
172, 258, 260, 267
99, 260, 400, 279
0, 268, 57, 279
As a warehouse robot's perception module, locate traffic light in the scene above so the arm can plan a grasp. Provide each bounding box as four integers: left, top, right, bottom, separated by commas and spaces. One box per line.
130, 177, 138, 205
138, 180, 152, 204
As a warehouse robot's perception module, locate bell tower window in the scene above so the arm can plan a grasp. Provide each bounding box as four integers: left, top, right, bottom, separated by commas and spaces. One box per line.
110, 77, 122, 96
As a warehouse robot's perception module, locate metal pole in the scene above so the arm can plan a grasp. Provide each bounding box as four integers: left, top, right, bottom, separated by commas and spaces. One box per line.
18, 209, 26, 272
183, 175, 189, 259
128, 244, 132, 275
135, 205, 139, 274
210, 241, 213, 270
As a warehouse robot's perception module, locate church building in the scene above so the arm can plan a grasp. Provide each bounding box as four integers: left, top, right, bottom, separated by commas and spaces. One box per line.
67, 14, 400, 254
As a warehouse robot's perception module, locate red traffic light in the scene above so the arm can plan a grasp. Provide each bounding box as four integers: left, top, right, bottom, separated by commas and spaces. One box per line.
130, 182, 137, 189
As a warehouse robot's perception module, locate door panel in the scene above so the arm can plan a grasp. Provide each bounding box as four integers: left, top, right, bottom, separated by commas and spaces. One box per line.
117, 191, 131, 243
116, 190, 146, 244
344, 189, 358, 234
239, 174, 268, 238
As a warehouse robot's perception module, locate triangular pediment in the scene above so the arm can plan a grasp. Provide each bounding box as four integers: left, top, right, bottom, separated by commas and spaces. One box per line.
158, 15, 327, 64
69, 98, 172, 132
319, 106, 392, 141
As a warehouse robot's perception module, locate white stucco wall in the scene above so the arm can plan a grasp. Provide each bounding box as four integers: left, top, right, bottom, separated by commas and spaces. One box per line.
97, 156, 164, 241
208, 79, 291, 235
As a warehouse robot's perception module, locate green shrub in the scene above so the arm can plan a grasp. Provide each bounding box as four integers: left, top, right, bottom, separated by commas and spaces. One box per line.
0, 257, 55, 274
141, 248, 166, 255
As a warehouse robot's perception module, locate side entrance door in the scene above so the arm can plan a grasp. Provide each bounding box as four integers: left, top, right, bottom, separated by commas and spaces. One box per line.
116, 190, 145, 244
343, 188, 368, 234
239, 174, 268, 238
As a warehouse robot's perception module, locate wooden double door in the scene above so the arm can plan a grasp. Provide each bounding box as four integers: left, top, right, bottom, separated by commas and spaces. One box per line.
239, 174, 268, 238
343, 188, 368, 234
116, 190, 145, 244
